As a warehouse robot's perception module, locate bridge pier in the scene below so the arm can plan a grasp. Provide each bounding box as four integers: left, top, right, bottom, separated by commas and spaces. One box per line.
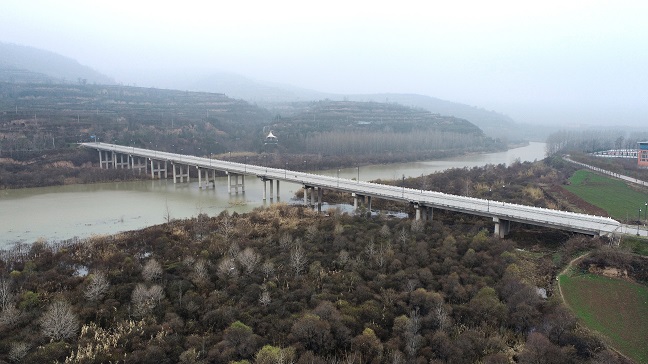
115, 153, 129, 169
228, 172, 245, 194
276, 180, 280, 202
318, 187, 323, 212
150, 159, 167, 179
303, 186, 309, 205
130, 156, 147, 174
493, 217, 510, 238
98, 150, 113, 169
270, 180, 274, 200
172, 163, 190, 183
197, 167, 211, 189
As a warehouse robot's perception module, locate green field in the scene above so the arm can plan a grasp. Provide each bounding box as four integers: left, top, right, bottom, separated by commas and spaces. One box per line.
560, 272, 648, 363
564, 170, 648, 221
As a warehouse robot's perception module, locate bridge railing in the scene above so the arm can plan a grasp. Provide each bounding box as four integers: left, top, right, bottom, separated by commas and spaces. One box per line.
84, 143, 620, 233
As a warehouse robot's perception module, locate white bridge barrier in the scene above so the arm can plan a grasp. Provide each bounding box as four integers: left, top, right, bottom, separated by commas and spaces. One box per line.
82, 143, 623, 237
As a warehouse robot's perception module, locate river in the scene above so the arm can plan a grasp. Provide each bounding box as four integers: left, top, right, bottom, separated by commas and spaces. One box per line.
0, 142, 546, 247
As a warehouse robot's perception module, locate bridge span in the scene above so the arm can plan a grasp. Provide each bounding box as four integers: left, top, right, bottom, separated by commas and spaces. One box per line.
80, 142, 621, 238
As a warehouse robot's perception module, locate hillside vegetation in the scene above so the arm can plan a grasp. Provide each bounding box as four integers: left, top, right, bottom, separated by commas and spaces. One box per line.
0, 204, 627, 364
1, 157, 644, 363
0, 83, 507, 189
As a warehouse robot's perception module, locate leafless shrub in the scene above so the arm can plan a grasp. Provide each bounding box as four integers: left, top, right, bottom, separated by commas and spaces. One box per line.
84, 272, 110, 301
227, 242, 240, 259
40, 300, 79, 341
0, 277, 14, 310
192, 259, 210, 284
142, 259, 162, 282
411, 219, 424, 233
305, 225, 319, 241
0, 306, 22, 329
333, 223, 344, 235
279, 233, 293, 250
261, 261, 275, 279
217, 257, 238, 278
8, 342, 30, 362
379, 224, 391, 239
290, 244, 307, 277
131, 284, 165, 318
238, 247, 260, 274
259, 286, 271, 306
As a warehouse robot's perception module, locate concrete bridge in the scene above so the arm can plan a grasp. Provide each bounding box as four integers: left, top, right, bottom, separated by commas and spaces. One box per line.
80, 142, 622, 238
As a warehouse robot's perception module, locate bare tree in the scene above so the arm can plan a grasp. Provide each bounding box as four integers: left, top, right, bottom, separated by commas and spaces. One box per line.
218, 215, 234, 243
194, 212, 210, 239
192, 259, 210, 284
397, 227, 409, 245
411, 219, 424, 233
227, 242, 240, 259
261, 261, 275, 279
131, 284, 165, 318
365, 239, 376, 266
238, 247, 260, 274
0, 277, 14, 311
0, 306, 21, 329
305, 225, 319, 241
333, 223, 344, 235
142, 259, 162, 282
290, 244, 308, 277
217, 257, 238, 278
40, 300, 79, 341
279, 233, 293, 250
8, 342, 30, 362
164, 199, 172, 223
259, 286, 271, 306
84, 272, 110, 302
379, 224, 391, 239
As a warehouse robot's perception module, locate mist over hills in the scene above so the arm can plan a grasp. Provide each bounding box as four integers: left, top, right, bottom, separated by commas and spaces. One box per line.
188, 72, 517, 139
1, 42, 520, 138
0, 42, 114, 85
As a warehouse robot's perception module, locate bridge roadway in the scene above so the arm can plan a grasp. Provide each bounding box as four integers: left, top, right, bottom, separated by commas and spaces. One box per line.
81, 142, 622, 237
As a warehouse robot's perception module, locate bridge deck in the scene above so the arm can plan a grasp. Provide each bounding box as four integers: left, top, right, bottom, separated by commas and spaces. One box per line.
81, 143, 622, 236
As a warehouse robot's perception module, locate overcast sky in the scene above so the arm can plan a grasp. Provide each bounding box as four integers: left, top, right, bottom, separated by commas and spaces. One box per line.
1, 0, 647, 126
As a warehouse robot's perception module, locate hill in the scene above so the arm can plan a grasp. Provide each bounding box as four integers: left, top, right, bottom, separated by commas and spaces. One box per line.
345, 93, 516, 138
0, 42, 114, 85
264, 100, 500, 159
183, 72, 517, 138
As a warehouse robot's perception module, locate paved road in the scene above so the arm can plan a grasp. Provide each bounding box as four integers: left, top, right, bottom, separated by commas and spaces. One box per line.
563, 155, 648, 187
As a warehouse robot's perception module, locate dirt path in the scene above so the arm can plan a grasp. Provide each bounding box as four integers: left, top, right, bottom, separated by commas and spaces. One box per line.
557, 252, 637, 363
556, 252, 588, 311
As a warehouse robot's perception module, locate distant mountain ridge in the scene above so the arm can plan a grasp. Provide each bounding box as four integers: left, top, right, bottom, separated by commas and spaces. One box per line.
189, 73, 515, 137
0, 42, 114, 85
0, 42, 514, 137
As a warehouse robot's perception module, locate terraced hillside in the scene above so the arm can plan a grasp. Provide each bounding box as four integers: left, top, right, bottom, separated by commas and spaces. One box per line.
269, 100, 498, 156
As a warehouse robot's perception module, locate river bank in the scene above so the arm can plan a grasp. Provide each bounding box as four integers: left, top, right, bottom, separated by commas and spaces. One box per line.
1, 142, 546, 247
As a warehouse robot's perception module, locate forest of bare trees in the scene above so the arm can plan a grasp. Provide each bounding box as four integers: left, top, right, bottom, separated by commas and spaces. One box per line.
545, 129, 648, 156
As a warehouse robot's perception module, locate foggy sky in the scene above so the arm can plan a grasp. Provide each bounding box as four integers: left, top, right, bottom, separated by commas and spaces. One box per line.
1, 0, 647, 126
